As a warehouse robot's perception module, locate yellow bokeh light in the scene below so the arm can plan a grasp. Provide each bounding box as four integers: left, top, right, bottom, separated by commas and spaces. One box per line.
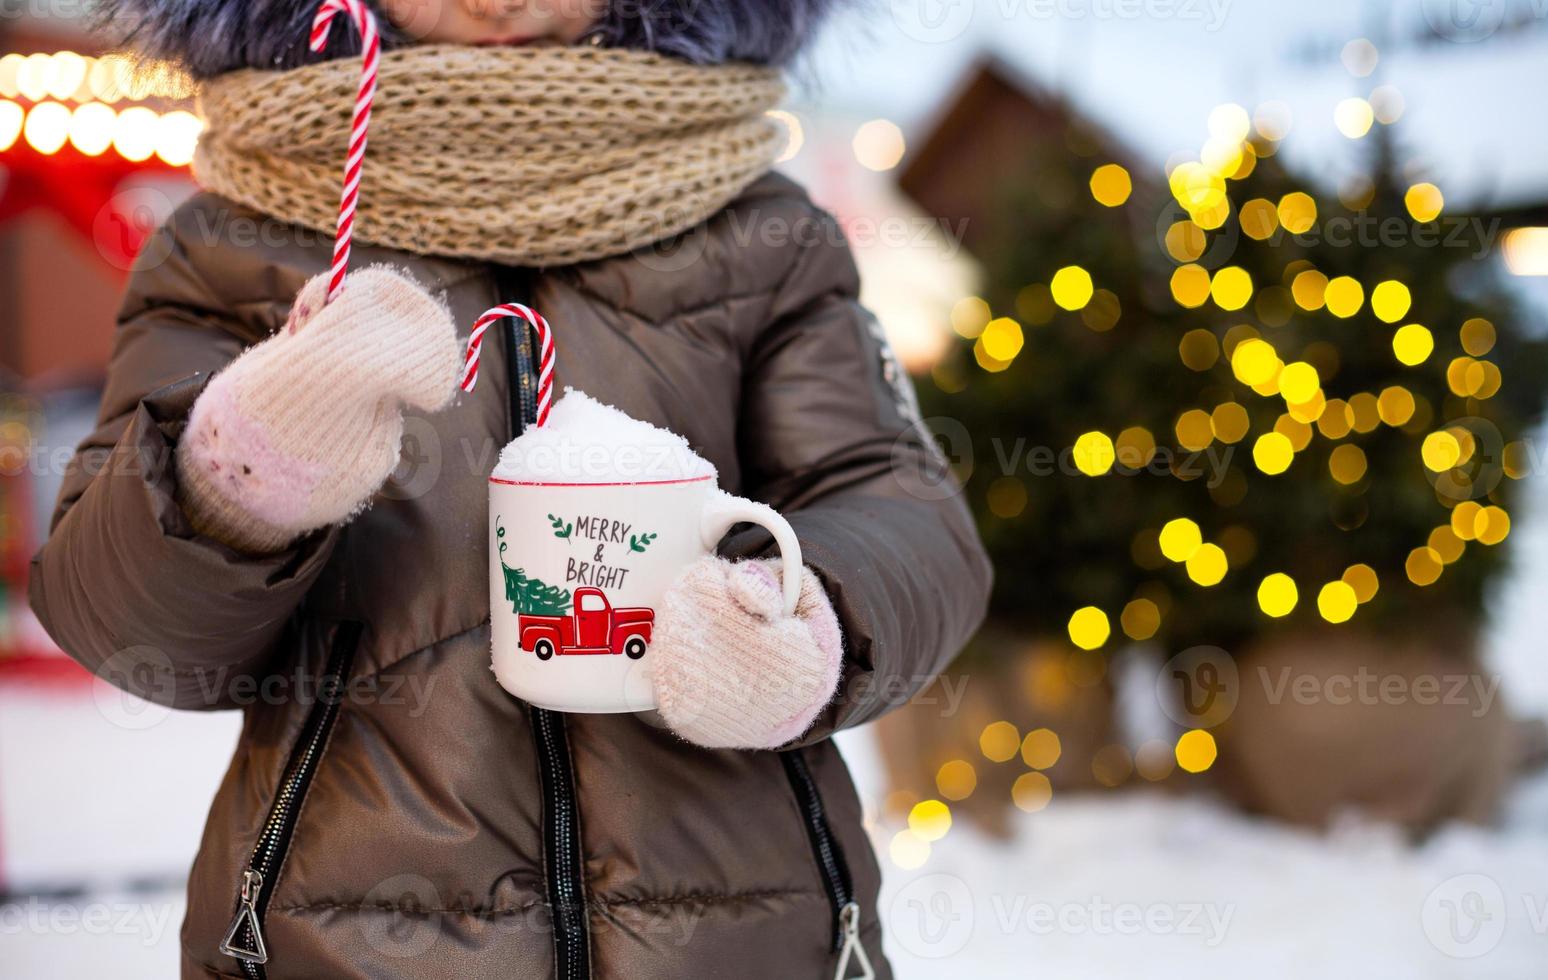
889, 830, 930, 869
986, 477, 1028, 520
1475, 506, 1511, 545
1343, 564, 1379, 603
1377, 386, 1415, 426
1405, 547, 1443, 586
1317, 398, 1353, 439
852, 118, 906, 171
979, 721, 1021, 762
1232, 338, 1280, 386
1275, 414, 1314, 451
112, 104, 159, 163
1175, 729, 1217, 774
1405, 182, 1444, 222
767, 109, 804, 162
908, 799, 953, 841
1253, 432, 1295, 475
1334, 97, 1375, 138
1370, 280, 1412, 323
1067, 606, 1111, 650
1392, 323, 1434, 366
155, 108, 201, 167
1165, 220, 1207, 262
1317, 581, 1358, 623
1051, 265, 1095, 311
1021, 728, 1062, 770
1210, 402, 1250, 443
1428, 525, 1465, 564
1421, 431, 1461, 472
1451, 500, 1482, 541
1175, 409, 1214, 452
1323, 276, 1365, 318
1348, 393, 1380, 433
1239, 198, 1279, 240
1179, 328, 1220, 371
1210, 265, 1253, 311
1329, 443, 1368, 485
1278, 361, 1320, 403
973, 338, 1010, 373
1159, 518, 1203, 562
1170, 160, 1226, 211
1120, 598, 1161, 640
1073, 430, 1116, 477
951, 296, 991, 338
1209, 102, 1252, 141
1186, 543, 1228, 587
1170, 264, 1211, 308
23, 101, 70, 155
67, 102, 115, 156
0, 100, 21, 152
1090, 163, 1133, 207
1012, 772, 1054, 813
1257, 572, 1298, 617
1116, 426, 1157, 468
1460, 317, 1496, 356
1291, 269, 1328, 311
1277, 192, 1317, 234
980, 316, 1025, 362
935, 760, 977, 801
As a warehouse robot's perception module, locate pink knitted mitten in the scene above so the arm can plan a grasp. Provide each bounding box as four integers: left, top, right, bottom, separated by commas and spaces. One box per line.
177, 267, 460, 552
650, 557, 844, 750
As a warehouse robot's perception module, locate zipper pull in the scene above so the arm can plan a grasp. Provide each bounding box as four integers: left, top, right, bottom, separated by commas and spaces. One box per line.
833, 901, 875, 980
219, 869, 270, 964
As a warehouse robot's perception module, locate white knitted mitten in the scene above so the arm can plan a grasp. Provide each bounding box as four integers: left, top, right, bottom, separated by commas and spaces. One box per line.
650, 557, 844, 750
177, 267, 460, 553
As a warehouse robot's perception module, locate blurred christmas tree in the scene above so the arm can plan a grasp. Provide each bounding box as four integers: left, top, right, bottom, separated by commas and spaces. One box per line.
922, 102, 1548, 657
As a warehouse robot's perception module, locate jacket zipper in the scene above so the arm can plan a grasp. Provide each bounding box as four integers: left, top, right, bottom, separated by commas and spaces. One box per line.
505, 301, 592, 979
781, 749, 874, 980
219, 621, 363, 978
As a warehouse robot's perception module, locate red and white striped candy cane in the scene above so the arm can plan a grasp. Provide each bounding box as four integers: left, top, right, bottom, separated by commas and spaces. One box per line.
463, 304, 556, 427
309, 0, 380, 306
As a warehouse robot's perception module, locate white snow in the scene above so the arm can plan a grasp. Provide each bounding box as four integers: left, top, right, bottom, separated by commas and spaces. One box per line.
492, 388, 716, 484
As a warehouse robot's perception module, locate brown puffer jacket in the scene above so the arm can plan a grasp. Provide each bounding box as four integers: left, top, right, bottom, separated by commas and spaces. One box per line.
30, 173, 991, 979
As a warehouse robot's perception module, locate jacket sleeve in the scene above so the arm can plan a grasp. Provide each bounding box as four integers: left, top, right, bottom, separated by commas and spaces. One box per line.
28, 213, 338, 711
724, 206, 992, 744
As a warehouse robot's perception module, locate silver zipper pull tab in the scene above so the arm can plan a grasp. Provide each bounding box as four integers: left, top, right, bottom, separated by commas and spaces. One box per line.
833, 901, 876, 980
219, 869, 270, 964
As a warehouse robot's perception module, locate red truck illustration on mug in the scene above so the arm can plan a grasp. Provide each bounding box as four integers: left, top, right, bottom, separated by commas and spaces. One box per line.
518, 587, 655, 661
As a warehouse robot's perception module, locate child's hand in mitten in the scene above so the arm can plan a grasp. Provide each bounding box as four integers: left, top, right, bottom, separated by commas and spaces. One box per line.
650, 557, 843, 749
177, 267, 460, 553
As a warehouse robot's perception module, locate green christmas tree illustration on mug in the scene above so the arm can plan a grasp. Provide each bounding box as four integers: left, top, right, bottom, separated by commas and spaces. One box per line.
496, 517, 572, 616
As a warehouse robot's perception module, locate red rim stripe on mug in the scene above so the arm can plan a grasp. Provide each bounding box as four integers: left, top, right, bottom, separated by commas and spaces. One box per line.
464, 304, 556, 426
308, 0, 380, 307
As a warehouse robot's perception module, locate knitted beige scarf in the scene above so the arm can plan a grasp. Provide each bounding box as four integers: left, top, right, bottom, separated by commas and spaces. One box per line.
194, 45, 786, 267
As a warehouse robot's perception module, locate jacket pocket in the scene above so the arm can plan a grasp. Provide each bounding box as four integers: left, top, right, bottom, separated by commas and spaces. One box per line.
781, 748, 875, 980
218, 621, 362, 979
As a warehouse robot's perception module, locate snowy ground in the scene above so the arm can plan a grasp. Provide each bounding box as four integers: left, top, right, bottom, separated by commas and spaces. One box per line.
5, 482, 1547, 977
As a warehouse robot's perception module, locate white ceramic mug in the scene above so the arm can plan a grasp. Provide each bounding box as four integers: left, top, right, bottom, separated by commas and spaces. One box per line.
488, 475, 802, 713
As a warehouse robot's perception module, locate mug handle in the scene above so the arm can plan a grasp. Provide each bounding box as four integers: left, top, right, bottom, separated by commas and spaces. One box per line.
700, 489, 803, 616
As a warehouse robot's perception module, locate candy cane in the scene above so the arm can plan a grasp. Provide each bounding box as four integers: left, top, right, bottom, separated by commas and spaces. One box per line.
464, 304, 556, 427
309, 0, 380, 306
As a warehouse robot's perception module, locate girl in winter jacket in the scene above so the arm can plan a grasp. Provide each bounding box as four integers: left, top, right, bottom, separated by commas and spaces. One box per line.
30, 2, 991, 976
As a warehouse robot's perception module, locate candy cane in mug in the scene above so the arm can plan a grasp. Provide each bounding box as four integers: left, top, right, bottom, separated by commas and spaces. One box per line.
462, 304, 556, 427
